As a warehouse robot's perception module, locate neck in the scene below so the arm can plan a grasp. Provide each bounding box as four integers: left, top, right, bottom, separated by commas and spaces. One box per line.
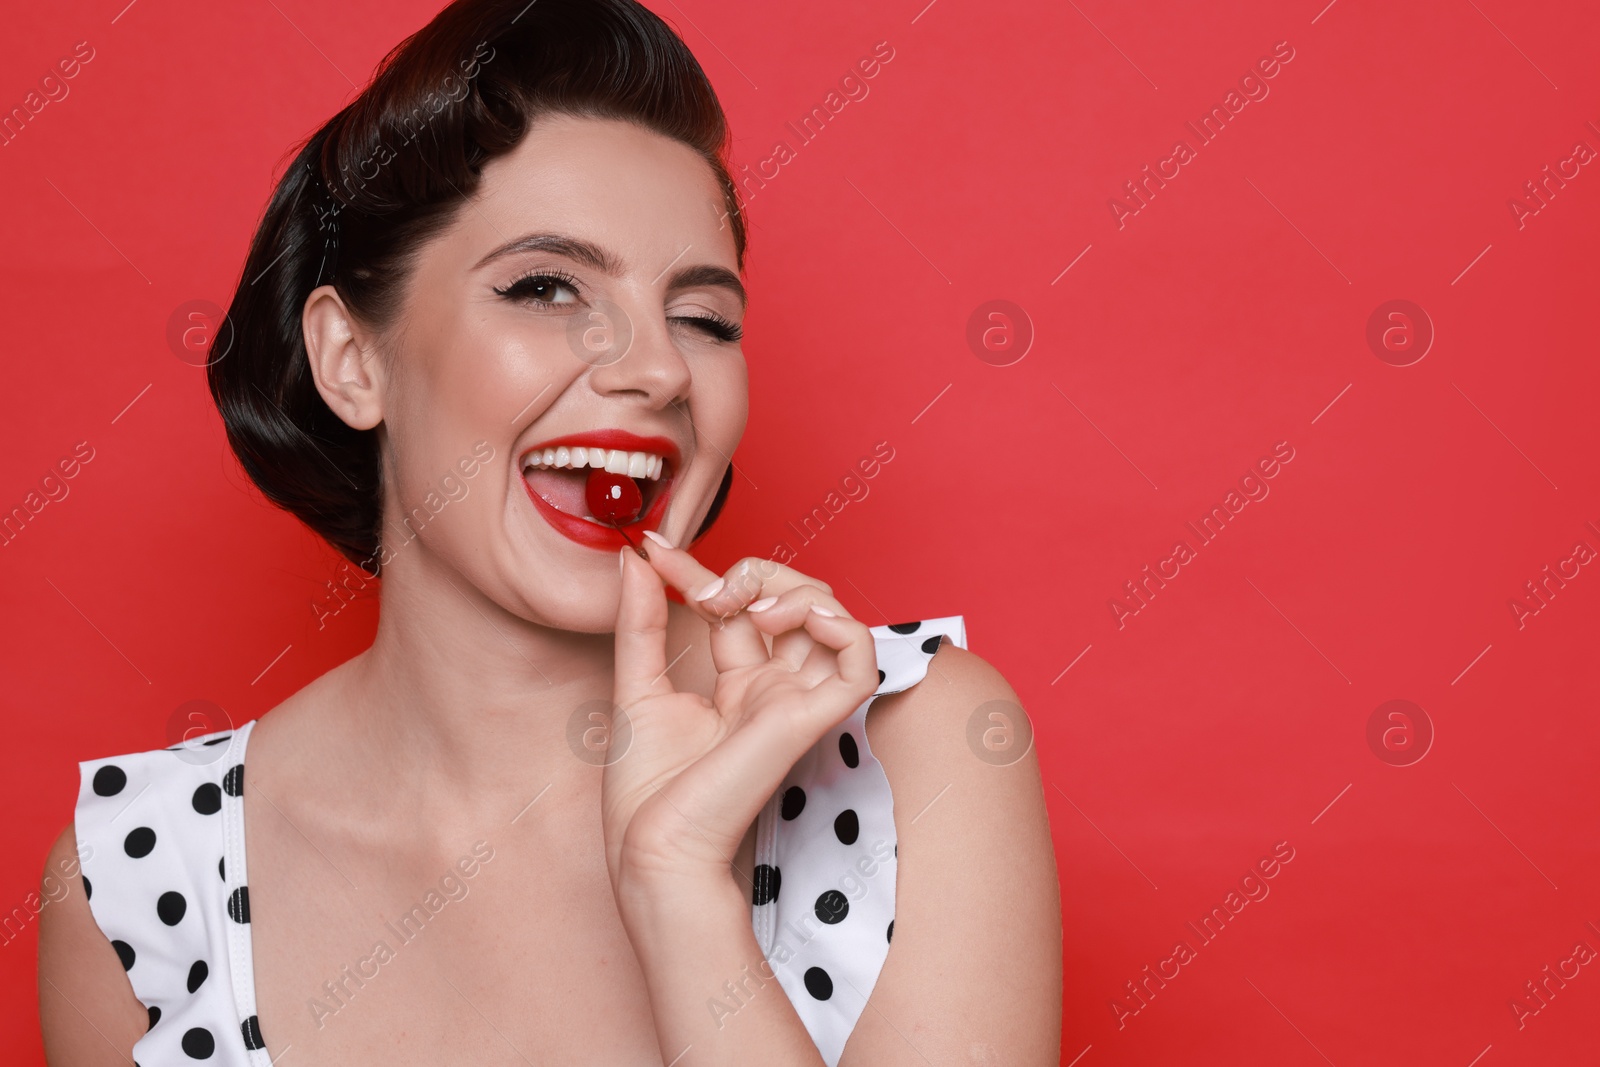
336, 538, 618, 822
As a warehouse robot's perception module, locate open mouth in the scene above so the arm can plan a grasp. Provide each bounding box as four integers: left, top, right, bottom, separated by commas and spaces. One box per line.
519, 432, 678, 550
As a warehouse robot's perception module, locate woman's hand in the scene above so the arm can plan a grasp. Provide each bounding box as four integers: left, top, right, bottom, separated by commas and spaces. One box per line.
601, 541, 880, 906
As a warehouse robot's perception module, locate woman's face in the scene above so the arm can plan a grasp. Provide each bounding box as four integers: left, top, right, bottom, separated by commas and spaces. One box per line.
333, 114, 748, 634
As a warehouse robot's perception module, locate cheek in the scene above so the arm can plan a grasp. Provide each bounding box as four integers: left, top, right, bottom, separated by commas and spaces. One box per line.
398, 264, 575, 425
392, 311, 586, 509
695, 350, 749, 446
434, 311, 584, 429
673, 352, 747, 531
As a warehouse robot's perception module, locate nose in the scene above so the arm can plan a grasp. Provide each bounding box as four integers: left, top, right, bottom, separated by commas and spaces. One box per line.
585, 296, 693, 409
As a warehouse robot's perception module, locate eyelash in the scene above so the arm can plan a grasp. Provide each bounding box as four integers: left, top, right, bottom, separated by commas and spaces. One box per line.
493, 270, 743, 343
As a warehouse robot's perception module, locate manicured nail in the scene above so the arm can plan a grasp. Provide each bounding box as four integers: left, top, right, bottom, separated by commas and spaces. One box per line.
642, 529, 673, 549
747, 596, 778, 612
620, 548, 628, 574
693, 577, 726, 602
810, 605, 837, 618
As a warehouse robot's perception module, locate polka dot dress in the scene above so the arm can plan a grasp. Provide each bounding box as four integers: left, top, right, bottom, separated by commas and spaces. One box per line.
75, 722, 270, 1065
750, 615, 966, 1067
72, 615, 965, 1067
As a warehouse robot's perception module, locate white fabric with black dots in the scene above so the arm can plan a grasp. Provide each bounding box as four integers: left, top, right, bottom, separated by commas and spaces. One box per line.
71, 614, 966, 1067
750, 615, 967, 1067
75, 723, 270, 1065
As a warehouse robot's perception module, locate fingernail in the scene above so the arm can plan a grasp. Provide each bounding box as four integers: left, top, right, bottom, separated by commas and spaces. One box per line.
620, 547, 628, 574
747, 596, 778, 612
642, 529, 673, 549
810, 605, 837, 618
693, 577, 726, 602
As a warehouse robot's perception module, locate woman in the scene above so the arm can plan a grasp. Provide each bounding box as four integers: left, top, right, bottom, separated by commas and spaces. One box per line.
38, 1, 1062, 1063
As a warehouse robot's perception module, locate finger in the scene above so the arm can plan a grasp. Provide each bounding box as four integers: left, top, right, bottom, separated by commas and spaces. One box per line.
641, 531, 741, 607
796, 633, 842, 686
646, 544, 835, 619
765, 584, 851, 670
639, 534, 767, 671
798, 607, 880, 714
647, 615, 871, 842
745, 585, 851, 670
613, 547, 676, 706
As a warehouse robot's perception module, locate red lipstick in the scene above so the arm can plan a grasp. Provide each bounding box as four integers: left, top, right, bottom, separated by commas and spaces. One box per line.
519, 430, 680, 552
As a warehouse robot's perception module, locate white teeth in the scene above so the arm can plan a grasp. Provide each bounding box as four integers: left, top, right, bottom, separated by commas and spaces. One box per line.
522, 446, 669, 481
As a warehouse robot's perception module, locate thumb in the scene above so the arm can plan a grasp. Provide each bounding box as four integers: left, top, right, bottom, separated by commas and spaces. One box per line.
614, 547, 674, 706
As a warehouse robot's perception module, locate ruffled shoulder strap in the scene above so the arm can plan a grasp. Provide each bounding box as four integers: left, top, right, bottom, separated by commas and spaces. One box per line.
748, 615, 967, 1066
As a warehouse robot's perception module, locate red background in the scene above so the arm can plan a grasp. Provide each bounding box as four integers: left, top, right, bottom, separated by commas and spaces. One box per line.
4, 0, 1599, 1062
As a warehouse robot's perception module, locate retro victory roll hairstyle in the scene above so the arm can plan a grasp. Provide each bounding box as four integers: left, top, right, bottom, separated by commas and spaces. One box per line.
208, 0, 745, 573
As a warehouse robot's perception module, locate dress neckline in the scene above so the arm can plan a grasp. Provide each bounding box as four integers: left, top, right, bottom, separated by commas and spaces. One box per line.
220, 719, 271, 1064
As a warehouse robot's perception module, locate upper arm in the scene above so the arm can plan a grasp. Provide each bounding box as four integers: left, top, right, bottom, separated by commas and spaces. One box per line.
847, 642, 1063, 1066
38, 822, 147, 1066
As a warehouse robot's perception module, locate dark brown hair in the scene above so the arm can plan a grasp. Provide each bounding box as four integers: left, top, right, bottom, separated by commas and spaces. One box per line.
208, 0, 743, 572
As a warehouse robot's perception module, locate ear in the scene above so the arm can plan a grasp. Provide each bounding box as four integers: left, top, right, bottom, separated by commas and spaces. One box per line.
303, 284, 383, 431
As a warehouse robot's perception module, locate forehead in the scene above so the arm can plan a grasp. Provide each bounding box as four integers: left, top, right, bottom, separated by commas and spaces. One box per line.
466, 112, 737, 270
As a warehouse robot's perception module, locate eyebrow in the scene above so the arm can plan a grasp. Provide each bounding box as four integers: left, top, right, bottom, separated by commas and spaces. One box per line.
475, 231, 746, 310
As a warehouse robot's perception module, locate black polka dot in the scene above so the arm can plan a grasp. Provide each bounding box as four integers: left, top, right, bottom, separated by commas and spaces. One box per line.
222, 765, 243, 798
877, 669, 886, 686
192, 783, 221, 815
894, 842, 898, 858
804, 966, 833, 1000
124, 827, 156, 858
838, 732, 859, 769
780, 787, 806, 821
202, 735, 232, 747
834, 809, 859, 845
82, 875, 91, 901
157, 891, 187, 926
181, 1026, 215, 1058
187, 960, 208, 993
92, 765, 127, 796
241, 1015, 265, 1051
752, 864, 781, 906
147, 1005, 160, 1030
920, 635, 942, 654
887, 621, 921, 634
887, 920, 894, 942
228, 886, 250, 924
112, 939, 135, 970
218, 857, 225, 881
814, 889, 849, 924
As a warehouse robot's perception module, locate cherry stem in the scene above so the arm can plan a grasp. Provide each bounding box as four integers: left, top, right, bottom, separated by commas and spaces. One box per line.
612, 523, 648, 560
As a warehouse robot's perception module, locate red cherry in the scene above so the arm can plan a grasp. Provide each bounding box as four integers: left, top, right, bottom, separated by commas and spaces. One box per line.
585, 468, 643, 526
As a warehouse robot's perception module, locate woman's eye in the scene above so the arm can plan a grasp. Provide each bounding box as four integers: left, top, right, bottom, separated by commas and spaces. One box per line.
495, 276, 739, 342
672, 315, 743, 343
494, 273, 581, 305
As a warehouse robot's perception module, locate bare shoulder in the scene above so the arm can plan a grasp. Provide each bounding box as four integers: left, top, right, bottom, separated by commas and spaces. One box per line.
37, 823, 146, 1065
850, 641, 1064, 1066
866, 640, 1019, 751
866, 641, 1042, 807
